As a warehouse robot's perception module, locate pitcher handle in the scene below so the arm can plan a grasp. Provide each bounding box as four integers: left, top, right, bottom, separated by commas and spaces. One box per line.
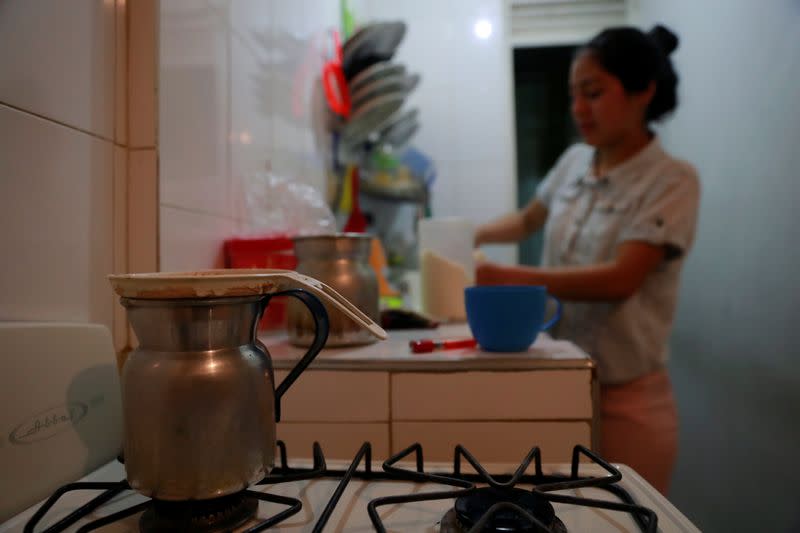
268, 289, 330, 422
541, 294, 562, 331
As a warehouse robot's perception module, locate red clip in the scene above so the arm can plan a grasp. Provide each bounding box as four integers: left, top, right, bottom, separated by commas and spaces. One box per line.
409, 338, 477, 354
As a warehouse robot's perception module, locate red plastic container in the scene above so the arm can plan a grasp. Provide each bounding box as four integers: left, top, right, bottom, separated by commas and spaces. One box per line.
223, 236, 297, 330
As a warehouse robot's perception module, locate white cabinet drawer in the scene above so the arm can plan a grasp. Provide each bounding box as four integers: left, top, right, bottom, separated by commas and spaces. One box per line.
392, 421, 591, 464
391, 370, 592, 420
275, 370, 389, 422
276, 422, 390, 462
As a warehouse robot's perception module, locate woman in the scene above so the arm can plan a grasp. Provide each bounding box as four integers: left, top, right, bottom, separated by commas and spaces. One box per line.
474, 25, 699, 495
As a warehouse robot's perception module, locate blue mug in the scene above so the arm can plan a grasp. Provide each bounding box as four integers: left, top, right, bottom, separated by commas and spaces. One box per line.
465, 286, 562, 352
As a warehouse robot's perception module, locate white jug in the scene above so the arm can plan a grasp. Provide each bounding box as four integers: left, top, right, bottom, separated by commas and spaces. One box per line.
418, 217, 475, 321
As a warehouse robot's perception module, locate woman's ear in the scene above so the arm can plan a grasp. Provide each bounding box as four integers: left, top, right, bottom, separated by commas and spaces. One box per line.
631, 80, 656, 120
639, 80, 657, 108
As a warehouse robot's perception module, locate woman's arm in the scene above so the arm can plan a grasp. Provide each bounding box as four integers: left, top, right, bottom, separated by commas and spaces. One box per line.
476, 241, 666, 301
474, 199, 549, 246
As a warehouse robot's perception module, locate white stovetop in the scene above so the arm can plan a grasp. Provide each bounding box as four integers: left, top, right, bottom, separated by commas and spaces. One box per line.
1, 459, 700, 532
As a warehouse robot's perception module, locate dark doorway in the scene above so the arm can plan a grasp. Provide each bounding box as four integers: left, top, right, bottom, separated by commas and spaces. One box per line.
513, 45, 579, 265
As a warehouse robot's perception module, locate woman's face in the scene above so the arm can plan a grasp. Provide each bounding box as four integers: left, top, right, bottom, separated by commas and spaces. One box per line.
569, 51, 653, 148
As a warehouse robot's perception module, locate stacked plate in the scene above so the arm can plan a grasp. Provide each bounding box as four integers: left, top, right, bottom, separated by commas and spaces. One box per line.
329, 21, 422, 165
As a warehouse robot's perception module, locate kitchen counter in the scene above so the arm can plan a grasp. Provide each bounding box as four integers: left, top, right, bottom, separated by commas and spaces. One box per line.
260, 323, 594, 372
259, 323, 598, 464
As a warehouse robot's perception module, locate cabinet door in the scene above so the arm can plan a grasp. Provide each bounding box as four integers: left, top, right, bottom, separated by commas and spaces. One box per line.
274, 370, 389, 422
392, 370, 593, 420
392, 421, 591, 464
277, 422, 390, 462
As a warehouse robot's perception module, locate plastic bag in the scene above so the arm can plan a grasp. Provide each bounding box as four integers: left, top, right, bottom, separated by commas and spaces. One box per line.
241, 171, 337, 236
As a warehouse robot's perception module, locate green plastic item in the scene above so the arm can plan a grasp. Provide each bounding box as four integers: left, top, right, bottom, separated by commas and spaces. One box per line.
341, 0, 355, 39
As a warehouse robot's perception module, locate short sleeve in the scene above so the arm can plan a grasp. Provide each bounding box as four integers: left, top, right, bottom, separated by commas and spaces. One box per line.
535, 145, 588, 208
619, 162, 701, 260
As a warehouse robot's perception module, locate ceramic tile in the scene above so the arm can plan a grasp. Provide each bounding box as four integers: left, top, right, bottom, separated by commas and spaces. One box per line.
229, 31, 275, 220
0, 0, 115, 139
229, 0, 272, 49
0, 104, 113, 330
270, 148, 304, 184
115, 0, 128, 145
128, 149, 158, 273
159, 2, 230, 217
129, 0, 158, 148
272, 0, 332, 132
302, 156, 327, 198
158, 0, 344, 263
403, 84, 457, 164
450, 23, 515, 161
113, 146, 128, 352
159, 207, 237, 271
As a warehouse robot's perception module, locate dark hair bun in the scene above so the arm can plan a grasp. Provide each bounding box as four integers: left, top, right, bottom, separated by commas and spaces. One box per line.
648, 24, 679, 56
582, 24, 680, 122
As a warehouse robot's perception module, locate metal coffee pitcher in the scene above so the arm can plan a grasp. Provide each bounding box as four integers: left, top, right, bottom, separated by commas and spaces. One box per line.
109, 270, 386, 501
289, 233, 379, 347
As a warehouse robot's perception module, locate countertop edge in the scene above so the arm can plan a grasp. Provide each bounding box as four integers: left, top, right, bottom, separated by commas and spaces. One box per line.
272, 358, 596, 372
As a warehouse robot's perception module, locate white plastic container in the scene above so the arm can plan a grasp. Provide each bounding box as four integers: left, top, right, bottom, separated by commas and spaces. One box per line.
418, 217, 475, 321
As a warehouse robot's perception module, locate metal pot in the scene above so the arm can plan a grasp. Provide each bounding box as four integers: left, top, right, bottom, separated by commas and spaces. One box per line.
109, 270, 385, 500
289, 233, 379, 347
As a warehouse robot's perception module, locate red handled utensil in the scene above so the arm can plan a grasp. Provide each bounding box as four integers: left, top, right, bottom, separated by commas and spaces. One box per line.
409, 338, 477, 354
322, 30, 351, 118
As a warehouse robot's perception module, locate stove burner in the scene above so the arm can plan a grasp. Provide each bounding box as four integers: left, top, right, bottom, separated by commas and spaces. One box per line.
26, 442, 658, 533
139, 491, 258, 532
439, 487, 567, 532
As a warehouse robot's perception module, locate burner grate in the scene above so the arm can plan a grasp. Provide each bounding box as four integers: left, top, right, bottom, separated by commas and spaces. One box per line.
366, 443, 657, 533
25, 441, 657, 533
22, 482, 301, 533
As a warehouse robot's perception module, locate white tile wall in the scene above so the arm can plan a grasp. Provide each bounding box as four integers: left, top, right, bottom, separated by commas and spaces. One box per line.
0, 104, 114, 331
159, 0, 229, 218
112, 146, 128, 351
364, 0, 518, 263
128, 150, 158, 274
0, 0, 520, 331
159, 0, 337, 269
115, 0, 129, 145
0, 0, 116, 139
159, 206, 235, 272
129, 0, 158, 148
158, 0, 519, 268
0, 0, 153, 353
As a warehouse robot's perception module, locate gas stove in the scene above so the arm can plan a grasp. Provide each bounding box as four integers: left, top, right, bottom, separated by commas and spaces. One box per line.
1, 441, 699, 533
0, 324, 700, 532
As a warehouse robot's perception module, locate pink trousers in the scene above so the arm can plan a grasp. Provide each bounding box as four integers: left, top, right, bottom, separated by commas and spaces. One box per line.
599, 370, 678, 495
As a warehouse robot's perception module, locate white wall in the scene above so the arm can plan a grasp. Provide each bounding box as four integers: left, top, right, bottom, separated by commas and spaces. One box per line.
363, 0, 518, 263
0, 0, 158, 352
0, 0, 123, 346
159, 0, 522, 266
159, 0, 338, 270
630, 1, 800, 531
